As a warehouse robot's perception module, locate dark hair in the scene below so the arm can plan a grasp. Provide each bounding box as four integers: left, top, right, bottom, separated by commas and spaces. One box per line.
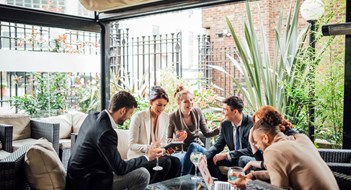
222, 96, 244, 113
108, 91, 138, 112
253, 110, 282, 136
174, 86, 185, 98
150, 86, 169, 102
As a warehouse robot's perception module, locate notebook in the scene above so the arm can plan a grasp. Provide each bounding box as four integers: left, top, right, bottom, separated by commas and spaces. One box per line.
198, 155, 234, 190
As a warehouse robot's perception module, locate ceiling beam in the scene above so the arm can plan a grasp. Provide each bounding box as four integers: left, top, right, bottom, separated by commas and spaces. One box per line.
0, 4, 100, 32
98, 0, 246, 22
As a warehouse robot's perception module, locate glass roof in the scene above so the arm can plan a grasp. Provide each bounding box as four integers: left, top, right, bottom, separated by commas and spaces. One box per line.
0, 0, 94, 18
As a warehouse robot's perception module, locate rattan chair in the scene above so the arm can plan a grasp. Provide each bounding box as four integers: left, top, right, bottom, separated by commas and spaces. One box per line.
0, 143, 32, 190
319, 148, 351, 175
0, 119, 60, 154
0, 124, 13, 152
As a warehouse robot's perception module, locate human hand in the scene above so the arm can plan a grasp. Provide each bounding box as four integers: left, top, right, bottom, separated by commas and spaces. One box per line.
243, 161, 262, 173
175, 130, 187, 141
213, 153, 227, 165
145, 143, 163, 160
228, 172, 250, 189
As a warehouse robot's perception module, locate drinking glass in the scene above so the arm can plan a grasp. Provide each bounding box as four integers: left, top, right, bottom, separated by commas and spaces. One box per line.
227, 166, 244, 182
152, 143, 163, 171
190, 152, 203, 180
175, 130, 187, 153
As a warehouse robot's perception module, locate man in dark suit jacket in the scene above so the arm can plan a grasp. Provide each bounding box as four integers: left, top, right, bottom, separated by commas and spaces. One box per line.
66, 91, 159, 190
205, 96, 253, 181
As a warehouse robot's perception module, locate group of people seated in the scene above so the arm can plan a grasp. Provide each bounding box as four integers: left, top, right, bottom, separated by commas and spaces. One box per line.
65, 86, 338, 190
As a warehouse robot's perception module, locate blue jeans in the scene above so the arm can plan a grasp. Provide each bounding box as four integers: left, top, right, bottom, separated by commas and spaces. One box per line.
183, 142, 207, 175
238, 155, 256, 168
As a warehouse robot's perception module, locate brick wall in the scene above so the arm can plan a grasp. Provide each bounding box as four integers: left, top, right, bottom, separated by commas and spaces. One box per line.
202, 0, 346, 97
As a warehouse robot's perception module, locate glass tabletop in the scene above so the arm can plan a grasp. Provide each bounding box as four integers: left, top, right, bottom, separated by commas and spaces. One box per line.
146, 174, 207, 190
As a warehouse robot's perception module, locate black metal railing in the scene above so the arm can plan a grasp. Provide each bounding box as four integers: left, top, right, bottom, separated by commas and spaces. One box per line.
110, 23, 182, 91
0, 21, 100, 113
198, 34, 245, 98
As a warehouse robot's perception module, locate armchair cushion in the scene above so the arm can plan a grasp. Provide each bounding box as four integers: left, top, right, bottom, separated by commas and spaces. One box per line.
13, 138, 37, 151
0, 114, 31, 140
71, 111, 87, 133
24, 138, 66, 190
0, 150, 10, 160
40, 114, 73, 139
115, 129, 129, 160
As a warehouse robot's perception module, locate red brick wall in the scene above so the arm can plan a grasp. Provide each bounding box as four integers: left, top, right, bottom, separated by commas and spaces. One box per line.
202, 0, 346, 96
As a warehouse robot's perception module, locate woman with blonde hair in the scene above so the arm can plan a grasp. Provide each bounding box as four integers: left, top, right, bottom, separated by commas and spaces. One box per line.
168, 86, 219, 175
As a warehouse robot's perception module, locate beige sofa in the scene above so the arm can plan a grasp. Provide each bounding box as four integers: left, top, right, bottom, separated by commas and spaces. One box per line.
40, 111, 130, 168
39, 111, 87, 169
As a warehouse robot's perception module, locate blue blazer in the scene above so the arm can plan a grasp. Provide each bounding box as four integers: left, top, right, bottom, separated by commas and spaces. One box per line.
206, 113, 253, 160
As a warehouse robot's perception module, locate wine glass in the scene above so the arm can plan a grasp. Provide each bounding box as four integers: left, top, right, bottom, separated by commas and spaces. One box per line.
190, 152, 203, 180
175, 130, 187, 153
227, 166, 244, 182
152, 142, 163, 171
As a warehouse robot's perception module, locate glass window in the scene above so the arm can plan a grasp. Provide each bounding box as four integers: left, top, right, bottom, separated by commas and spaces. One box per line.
1, 0, 94, 18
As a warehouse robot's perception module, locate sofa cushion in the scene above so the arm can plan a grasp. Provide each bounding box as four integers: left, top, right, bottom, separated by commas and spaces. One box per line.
115, 129, 129, 160
0, 150, 10, 160
71, 111, 88, 133
13, 138, 37, 151
40, 114, 73, 139
0, 114, 31, 140
59, 139, 71, 150
25, 138, 66, 190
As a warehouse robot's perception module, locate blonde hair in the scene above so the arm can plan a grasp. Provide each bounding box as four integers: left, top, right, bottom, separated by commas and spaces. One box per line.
174, 86, 191, 103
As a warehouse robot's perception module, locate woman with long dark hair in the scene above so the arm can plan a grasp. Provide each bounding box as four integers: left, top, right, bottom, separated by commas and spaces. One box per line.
128, 86, 181, 183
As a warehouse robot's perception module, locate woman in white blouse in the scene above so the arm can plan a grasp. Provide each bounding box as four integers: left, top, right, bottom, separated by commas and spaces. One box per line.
128, 86, 181, 183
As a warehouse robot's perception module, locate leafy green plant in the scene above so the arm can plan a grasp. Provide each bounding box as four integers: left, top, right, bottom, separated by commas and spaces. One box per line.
211, 0, 309, 116
12, 72, 68, 116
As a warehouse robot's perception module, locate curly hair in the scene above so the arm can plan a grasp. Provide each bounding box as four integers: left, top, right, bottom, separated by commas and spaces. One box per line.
253, 109, 282, 136
252, 105, 293, 132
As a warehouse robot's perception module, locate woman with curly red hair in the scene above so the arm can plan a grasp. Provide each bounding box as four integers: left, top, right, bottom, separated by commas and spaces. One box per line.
230, 108, 338, 189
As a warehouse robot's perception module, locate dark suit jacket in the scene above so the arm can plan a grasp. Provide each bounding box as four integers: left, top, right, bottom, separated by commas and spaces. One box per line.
66, 111, 149, 190
206, 113, 253, 160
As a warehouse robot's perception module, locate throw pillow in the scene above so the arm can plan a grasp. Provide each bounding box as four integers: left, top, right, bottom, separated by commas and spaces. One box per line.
25, 138, 66, 190
40, 114, 73, 139
0, 114, 31, 140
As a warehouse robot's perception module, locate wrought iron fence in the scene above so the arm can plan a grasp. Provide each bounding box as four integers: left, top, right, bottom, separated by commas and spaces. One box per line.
110, 23, 182, 92
198, 34, 245, 99
0, 21, 100, 114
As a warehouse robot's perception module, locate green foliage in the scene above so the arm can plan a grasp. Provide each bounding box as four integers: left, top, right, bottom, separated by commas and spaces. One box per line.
219, 0, 308, 116
314, 57, 344, 145
12, 72, 68, 117
71, 74, 101, 113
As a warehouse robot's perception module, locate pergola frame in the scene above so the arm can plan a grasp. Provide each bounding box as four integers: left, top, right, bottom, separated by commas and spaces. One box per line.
0, 0, 350, 148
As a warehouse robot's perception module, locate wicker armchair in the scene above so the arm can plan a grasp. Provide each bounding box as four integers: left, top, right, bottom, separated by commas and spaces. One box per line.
0, 143, 32, 190
0, 124, 13, 152
29, 119, 60, 154
318, 149, 351, 175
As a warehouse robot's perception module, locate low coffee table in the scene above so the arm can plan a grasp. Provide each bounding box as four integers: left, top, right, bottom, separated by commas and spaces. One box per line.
146, 175, 207, 190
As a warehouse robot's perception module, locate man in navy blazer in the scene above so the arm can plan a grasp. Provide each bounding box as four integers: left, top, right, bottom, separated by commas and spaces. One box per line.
205, 96, 253, 181
66, 91, 159, 190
